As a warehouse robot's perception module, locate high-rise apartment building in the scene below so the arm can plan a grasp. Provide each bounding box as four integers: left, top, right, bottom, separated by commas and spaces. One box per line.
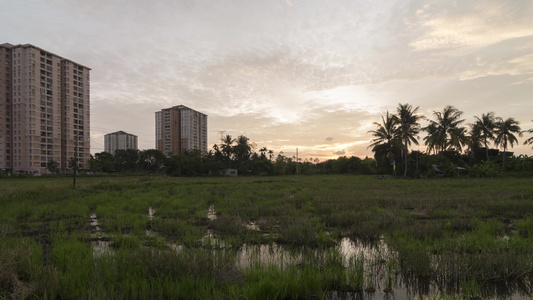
104, 131, 138, 154
0, 43, 90, 174
155, 105, 207, 156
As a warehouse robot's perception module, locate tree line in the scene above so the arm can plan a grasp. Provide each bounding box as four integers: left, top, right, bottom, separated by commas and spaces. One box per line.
368, 103, 533, 177
81, 135, 380, 177
41, 103, 532, 178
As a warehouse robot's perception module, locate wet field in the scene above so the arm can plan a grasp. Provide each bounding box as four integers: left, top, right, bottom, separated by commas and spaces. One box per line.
1, 175, 533, 299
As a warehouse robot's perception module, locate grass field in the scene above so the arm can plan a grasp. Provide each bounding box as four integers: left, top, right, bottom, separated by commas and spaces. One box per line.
1, 174, 533, 299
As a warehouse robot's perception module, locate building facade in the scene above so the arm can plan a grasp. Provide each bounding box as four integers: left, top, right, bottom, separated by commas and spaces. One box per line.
0, 43, 90, 174
155, 105, 207, 156
104, 131, 138, 154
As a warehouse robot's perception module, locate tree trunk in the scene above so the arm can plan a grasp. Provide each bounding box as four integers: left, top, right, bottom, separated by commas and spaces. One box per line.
484, 140, 489, 162
502, 143, 507, 169
403, 142, 408, 178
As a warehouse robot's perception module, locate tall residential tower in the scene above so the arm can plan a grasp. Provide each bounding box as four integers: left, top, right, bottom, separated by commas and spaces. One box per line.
155, 105, 207, 156
104, 131, 138, 154
0, 43, 90, 174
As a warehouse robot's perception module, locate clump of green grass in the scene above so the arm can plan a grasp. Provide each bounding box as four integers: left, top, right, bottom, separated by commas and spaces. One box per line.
2, 174, 533, 299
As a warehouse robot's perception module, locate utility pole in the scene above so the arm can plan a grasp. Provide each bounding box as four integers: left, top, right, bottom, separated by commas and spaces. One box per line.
218, 130, 226, 142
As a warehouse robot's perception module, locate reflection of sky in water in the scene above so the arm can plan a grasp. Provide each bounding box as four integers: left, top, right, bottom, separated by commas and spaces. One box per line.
207, 205, 217, 220
89, 213, 112, 257
85, 206, 532, 299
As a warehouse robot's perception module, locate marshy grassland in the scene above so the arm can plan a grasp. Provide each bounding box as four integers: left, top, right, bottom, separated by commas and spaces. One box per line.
1, 175, 533, 299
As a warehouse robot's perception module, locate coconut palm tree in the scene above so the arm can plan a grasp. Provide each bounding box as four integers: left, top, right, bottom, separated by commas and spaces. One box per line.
448, 127, 469, 153
367, 111, 399, 175
259, 147, 268, 157
422, 122, 440, 155
396, 103, 423, 177
220, 135, 235, 161
472, 112, 497, 161
494, 117, 522, 169
423, 105, 465, 153
268, 149, 274, 160
523, 120, 533, 149
233, 135, 252, 163
468, 123, 482, 161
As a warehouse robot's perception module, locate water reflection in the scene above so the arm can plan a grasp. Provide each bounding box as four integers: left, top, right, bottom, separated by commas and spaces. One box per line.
246, 221, 260, 231
237, 243, 302, 269
148, 207, 155, 220
207, 205, 217, 220
89, 213, 112, 257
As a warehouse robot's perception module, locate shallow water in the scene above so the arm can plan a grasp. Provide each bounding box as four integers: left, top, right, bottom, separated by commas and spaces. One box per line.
207, 205, 217, 220
85, 206, 532, 299
89, 213, 112, 257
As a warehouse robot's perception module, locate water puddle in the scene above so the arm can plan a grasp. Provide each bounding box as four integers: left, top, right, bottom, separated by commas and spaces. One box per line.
148, 207, 155, 220
207, 205, 217, 220
146, 207, 156, 237
88, 213, 112, 257
86, 205, 532, 299
89, 213, 100, 233
92, 239, 112, 257
246, 221, 260, 231
236, 243, 302, 269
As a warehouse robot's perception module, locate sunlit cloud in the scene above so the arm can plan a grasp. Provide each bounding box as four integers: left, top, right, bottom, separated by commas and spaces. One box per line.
2, 0, 532, 160
410, 2, 533, 53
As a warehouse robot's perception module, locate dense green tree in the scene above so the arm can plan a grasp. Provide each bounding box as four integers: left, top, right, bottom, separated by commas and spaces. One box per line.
92, 152, 115, 172
250, 153, 274, 175
396, 103, 423, 177
138, 149, 166, 172
46, 159, 59, 174
165, 150, 207, 176
274, 152, 288, 175
494, 117, 522, 169
114, 149, 139, 172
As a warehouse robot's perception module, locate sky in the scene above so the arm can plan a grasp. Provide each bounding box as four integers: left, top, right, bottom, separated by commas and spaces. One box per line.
2, 0, 533, 161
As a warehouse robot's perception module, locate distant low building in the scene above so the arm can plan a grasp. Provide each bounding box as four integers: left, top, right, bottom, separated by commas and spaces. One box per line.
219, 168, 238, 176
104, 131, 138, 154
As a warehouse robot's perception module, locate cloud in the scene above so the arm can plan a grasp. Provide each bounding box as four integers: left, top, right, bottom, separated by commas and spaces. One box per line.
409, 1, 533, 53
333, 149, 346, 155
2, 0, 533, 161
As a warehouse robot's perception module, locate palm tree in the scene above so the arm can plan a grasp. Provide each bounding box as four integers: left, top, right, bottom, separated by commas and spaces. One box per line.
422, 122, 440, 155
396, 103, 423, 177
423, 105, 465, 153
259, 147, 268, 157
467, 124, 482, 161
367, 111, 399, 175
220, 135, 235, 161
523, 120, 533, 149
494, 117, 522, 169
448, 126, 468, 153
233, 135, 252, 163
268, 149, 274, 160
472, 112, 496, 161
